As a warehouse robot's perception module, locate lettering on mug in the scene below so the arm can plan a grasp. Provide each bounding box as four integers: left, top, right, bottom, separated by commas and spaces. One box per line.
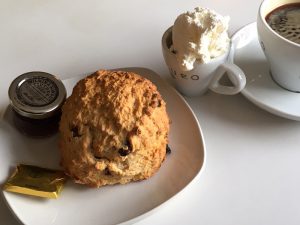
168, 68, 199, 81
169, 68, 177, 79
180, 73, 188, 79
191, 75, 199, 80
259, 41, 265, 51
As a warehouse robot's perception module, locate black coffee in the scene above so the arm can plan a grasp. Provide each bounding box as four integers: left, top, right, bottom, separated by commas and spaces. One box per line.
266, 3, 300, 44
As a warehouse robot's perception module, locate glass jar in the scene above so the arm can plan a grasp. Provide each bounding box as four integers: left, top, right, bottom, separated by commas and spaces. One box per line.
8, 71, 66, 137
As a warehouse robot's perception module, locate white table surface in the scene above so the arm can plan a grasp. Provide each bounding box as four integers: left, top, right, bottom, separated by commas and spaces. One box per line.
2, 0, 300, 225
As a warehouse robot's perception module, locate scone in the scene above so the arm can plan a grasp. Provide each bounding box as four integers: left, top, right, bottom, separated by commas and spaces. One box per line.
59, 70, 170, 187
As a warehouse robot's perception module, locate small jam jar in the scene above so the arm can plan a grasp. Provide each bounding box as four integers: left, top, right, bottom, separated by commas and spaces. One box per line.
8, 72, 66, 137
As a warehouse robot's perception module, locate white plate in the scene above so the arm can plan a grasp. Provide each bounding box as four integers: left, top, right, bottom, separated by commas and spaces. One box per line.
0, 67, 205, 225
231, 22, 300, 121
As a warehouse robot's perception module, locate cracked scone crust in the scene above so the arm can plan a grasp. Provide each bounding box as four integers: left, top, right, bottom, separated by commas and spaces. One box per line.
59, 70, 170, 187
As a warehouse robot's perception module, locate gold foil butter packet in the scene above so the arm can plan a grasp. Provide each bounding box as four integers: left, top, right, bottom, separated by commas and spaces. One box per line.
3, 164, 68, 199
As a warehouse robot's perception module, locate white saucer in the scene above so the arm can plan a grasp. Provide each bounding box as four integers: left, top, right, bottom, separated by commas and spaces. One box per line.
230, 22, 300, 121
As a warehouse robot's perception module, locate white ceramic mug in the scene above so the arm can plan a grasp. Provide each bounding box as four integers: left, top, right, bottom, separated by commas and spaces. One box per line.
161, 26, 246, 97
257, 0, 300, 92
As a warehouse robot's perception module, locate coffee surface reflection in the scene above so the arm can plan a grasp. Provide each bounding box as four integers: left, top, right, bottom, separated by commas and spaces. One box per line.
266, 3, 300, 44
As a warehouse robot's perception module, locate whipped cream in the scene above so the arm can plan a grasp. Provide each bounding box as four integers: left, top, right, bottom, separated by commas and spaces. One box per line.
171, 7, 230, 71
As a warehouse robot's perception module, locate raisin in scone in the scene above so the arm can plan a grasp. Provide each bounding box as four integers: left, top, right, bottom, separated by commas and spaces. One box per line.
59, 70, 170, 187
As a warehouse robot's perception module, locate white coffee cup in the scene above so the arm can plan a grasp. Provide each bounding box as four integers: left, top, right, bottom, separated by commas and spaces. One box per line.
161, 26, 246, 97
257, 0, 300, 92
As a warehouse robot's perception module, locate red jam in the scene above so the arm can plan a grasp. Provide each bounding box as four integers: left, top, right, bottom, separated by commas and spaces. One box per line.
11, 108, 62, 137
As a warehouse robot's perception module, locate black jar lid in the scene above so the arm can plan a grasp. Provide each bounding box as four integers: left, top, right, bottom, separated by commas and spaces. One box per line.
8, 71, 66, 119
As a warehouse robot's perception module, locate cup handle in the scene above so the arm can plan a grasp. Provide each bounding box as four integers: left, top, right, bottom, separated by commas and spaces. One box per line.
209, 62, 246, 95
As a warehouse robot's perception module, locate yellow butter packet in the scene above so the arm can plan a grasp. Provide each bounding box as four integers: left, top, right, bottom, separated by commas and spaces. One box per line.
3, 164, 67, 199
